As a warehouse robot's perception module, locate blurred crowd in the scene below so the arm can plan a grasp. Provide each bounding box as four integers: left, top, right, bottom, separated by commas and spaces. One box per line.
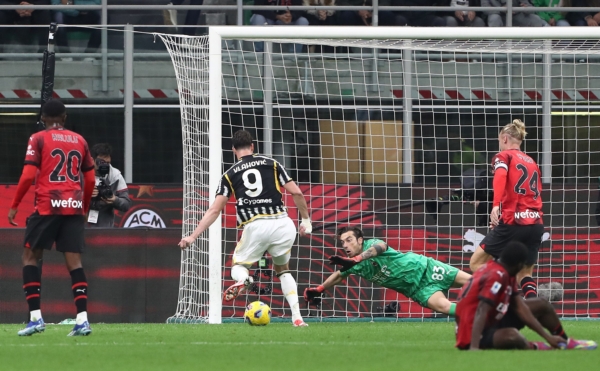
1, 0, 599, 52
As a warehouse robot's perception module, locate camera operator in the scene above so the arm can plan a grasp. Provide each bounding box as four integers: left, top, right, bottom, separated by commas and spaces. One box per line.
425, 168, 492, 227
88, 143, 132, 228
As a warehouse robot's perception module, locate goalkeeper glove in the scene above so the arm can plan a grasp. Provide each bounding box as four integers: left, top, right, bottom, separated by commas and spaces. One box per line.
329, 255, 363, 272
304, 285, 324, 304
300, 218, 312, 234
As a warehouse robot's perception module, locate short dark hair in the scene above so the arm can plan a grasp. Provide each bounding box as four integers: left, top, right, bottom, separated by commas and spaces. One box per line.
232, 130, 253, 150
41, 99, 66, 117
91, 143, 112, 159
500, 241, 529, 269
337, 226, 364, 240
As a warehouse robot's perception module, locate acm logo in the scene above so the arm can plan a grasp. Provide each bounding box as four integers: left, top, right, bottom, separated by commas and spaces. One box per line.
123, 209, 166, 228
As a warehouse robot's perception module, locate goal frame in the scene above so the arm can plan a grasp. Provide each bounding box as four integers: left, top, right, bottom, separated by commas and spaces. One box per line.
204, 26, 600, 324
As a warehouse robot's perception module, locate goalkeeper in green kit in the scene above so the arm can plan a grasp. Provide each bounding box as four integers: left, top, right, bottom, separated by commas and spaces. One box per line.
304, 226, 472, 315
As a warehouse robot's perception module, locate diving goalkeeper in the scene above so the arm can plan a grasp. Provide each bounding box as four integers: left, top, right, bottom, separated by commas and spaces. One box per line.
304, 226, 472, 315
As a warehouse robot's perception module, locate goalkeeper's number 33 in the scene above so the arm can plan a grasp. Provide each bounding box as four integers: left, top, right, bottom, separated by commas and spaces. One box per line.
431, 266, 446, 281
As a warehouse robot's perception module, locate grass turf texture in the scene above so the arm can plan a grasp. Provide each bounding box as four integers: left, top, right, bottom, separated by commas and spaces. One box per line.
0, 322, 598, 371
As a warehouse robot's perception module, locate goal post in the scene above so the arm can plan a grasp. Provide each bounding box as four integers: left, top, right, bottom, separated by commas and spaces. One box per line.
161, 26, 600, 324
208, 31, 223, 325
157, 34, 222, 324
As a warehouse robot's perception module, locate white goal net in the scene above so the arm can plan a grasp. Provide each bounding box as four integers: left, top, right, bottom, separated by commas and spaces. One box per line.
161, 27, 600, 323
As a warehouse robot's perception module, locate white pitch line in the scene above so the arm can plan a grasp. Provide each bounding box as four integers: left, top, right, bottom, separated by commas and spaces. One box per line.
3, 340, 430, 347
190, 341, 392, 346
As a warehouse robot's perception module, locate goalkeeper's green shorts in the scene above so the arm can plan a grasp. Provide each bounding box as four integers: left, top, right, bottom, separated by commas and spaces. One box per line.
411, 257, 459, 308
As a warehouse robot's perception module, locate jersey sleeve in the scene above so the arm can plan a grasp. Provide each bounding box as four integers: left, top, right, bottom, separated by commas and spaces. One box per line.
274, 160, 293, 185
477, 271, 508, 306
215, 173, 234, 198
81, 141, 95, 172
491, 152, 509, 174
24, 135, 42, 167
339, 261, 365, 278
368, 239, 387, 250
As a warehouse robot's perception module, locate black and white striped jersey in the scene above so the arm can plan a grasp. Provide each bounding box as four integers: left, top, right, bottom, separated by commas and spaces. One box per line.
216, 154, 292, 227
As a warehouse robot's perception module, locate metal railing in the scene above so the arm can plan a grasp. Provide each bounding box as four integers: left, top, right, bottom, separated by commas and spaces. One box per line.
2, 2, 598, 68
2, 3, 600, 27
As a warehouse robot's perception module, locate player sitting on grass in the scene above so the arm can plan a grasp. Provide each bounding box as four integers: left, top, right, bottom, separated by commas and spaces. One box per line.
455, 240, 596, 351
304, 226, 472, 315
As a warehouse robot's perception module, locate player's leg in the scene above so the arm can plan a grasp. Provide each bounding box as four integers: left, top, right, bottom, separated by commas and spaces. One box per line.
20, 248, 45, 336
487, 327, 558, 350
470, 224, 512, 273
57, 215, 92, 336
425, 291, 453, 315
416, 258, 462, 315
524, 298, 597, 350
517, 264, 537, 299
224, 263, 254, 301
522, 298, 565, 338
268, 217, 306, 327
517, 224, 545, 299
427, 270, 473, 316
224, 223, 262, 301
272, 258, 306, 327
468, 247, 492, 273
482, 312, 549, 350
63, 252, 91, 336
450, 270, 472, 288
490, 328, 531, 349
491, 301, 596, 350
18, 213, 56, 336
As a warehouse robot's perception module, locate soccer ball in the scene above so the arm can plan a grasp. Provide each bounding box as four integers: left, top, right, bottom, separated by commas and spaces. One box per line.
244, 301, 271, 326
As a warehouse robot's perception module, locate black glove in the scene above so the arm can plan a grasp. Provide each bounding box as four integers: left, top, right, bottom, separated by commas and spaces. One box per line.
304, 287, 323, 305
329, 255, 362, 272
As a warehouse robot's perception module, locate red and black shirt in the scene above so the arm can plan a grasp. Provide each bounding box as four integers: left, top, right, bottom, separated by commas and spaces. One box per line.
491, 149, 543, 225
24, 127, 94, 215
455, 260, 519, 349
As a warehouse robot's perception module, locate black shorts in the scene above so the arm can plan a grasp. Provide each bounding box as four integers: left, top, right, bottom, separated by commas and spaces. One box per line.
479, 306, 525, 349
480, 223, 545, 265
24, 211, 85, 253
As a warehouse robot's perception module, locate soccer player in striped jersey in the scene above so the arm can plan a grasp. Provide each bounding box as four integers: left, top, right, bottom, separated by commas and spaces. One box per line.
8, 100, 96, 337
179, 130, 312, 327
470, 119, 545, 299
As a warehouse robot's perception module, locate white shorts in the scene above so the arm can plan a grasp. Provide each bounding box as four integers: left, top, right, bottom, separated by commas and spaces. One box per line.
232, 217, 296, 266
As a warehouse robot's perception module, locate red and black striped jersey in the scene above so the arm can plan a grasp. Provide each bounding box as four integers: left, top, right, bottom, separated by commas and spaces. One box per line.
455, 260, 519, 349
24, 127, 94, 215
491, 149, 543, 225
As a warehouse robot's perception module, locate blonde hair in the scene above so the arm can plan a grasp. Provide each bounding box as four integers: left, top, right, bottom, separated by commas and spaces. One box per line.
500, 119, 527, 141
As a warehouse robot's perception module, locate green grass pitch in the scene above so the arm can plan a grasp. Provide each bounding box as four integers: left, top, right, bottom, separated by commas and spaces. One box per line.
0, 322, 598, 371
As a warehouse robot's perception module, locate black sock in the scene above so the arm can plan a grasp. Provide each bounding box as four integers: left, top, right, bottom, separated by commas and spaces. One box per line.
23, 265, 41, 312
520, 276, 537, 299
552, 324, 568, 340
70, 268, 88, 314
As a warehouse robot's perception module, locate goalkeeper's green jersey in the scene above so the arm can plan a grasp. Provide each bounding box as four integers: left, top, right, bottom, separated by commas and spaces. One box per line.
339, 238, 428, 298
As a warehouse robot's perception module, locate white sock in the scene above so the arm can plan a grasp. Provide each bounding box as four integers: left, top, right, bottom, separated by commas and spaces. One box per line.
279, 273, 302, 322
76, 311, 88, 325
231, 265, 249, 283
30, 309, 42, 322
